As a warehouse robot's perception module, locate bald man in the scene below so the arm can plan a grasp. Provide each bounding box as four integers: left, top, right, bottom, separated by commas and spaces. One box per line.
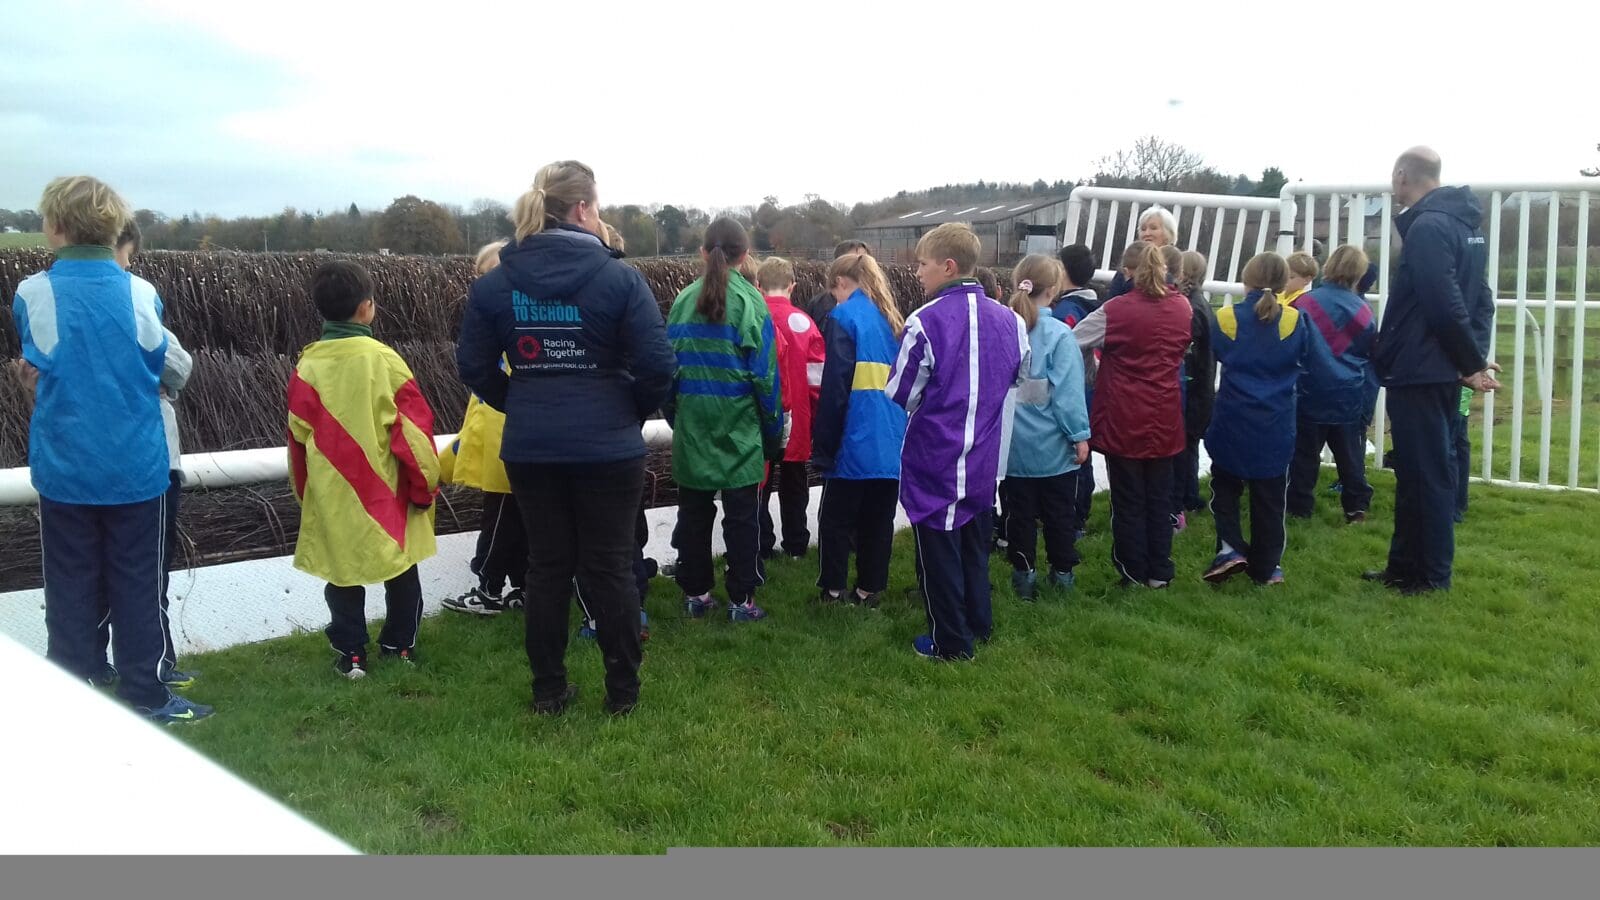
1363, 147, 1499, 595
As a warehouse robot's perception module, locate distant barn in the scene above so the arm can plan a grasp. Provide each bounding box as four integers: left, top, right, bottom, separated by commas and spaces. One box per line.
855, 196, 1072, 266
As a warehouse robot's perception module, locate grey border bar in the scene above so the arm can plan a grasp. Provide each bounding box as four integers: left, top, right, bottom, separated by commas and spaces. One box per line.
6, 849, 1597, 900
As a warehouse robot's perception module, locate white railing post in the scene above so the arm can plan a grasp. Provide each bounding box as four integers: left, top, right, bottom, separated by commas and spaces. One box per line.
1511, 193, 1531, 484
1483, 191, 1503, 482
1572, 192, 1590, 489
1539, 193, 1560, 486
1373, 194, 1393, 471
1276, 189, 1298, 257
1064, 195, 1083, 246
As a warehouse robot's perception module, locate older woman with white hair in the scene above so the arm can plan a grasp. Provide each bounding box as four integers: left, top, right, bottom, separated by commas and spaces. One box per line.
1107, 205, 1179, 298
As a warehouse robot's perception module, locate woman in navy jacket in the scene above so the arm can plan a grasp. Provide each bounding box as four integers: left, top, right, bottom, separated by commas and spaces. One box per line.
456, 160, 676, 717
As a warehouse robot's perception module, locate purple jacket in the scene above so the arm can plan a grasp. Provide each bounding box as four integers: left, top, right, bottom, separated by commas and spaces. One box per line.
887, 278, 1029, 530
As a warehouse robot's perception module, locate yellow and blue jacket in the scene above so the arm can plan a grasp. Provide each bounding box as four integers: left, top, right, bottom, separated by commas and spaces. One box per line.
1204, 293, 1309, 479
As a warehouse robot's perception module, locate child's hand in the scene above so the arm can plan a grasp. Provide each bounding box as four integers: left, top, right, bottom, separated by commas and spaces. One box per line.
1074, 441, 1090, 466
11, 359, 38, 393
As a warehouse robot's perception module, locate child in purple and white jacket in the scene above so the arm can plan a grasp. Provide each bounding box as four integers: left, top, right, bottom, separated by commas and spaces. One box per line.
887, 224, 1028, 661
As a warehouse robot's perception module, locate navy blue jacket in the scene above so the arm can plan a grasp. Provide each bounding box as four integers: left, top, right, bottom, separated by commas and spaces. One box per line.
1374, 187, 1491, 387
456, 225, 677, 464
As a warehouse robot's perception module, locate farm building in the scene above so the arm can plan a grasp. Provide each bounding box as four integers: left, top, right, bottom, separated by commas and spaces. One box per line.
856, 196, 1072, 266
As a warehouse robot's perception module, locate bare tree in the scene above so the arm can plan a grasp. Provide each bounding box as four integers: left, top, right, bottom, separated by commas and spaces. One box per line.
1094, 136, 1207, 191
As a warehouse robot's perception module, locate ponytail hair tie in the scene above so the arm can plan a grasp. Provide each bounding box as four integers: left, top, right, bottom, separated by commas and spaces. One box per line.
1017, 279, 1034, 293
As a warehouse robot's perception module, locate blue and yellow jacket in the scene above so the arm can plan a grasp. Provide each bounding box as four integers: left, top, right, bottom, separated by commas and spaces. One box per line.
1205, 292, 1309, 479
810, 289, 906, 480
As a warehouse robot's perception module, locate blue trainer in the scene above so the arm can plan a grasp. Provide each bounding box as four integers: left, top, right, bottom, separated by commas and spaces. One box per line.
1010, 570, 1037, 601
140, 694, 214, 726
1203, 551, 1248, 584
683, 595, 718, 618
1048, 569, 1076, 591
728, 601, 767, 623
912, 635, 938, 658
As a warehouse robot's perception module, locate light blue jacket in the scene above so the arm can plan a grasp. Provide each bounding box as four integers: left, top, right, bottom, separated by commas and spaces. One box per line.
13, 246, 171, 504
1007, 313, 1090, 478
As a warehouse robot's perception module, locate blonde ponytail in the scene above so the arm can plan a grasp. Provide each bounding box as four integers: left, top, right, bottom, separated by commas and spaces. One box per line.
511, 161, 596, 242
828, 252, 904, 336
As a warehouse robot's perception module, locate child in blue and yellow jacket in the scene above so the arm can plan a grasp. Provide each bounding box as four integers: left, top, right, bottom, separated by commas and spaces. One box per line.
1203, 252, 1309, 587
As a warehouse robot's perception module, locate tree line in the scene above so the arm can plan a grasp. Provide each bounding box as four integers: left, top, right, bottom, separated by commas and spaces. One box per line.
2, 138, 1298, 256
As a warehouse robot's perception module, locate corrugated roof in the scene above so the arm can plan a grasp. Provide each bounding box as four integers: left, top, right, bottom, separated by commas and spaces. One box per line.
859, 196, 1071, 230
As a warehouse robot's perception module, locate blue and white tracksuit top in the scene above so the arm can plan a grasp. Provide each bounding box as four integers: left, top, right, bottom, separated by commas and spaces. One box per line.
12, 245, 171, 504
1008, 313, 1090, 478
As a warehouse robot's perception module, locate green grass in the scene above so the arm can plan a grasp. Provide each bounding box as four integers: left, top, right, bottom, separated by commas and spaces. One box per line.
172, 470, 1600, 851
0, 232, 46, 249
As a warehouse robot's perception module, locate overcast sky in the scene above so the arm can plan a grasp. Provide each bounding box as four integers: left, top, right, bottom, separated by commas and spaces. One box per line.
3, 0, 1593, 218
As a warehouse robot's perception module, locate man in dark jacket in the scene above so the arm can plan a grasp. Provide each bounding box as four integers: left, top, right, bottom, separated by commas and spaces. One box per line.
1364, 147, 1499, 594
805, 240, 872, 327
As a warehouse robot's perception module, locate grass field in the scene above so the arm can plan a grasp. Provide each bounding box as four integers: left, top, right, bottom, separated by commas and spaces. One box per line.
171, 470, 1600, 851
0, 232, 46, 250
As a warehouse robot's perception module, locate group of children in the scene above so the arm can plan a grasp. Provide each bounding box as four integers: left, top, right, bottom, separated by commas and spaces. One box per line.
17, 173, 1389, 722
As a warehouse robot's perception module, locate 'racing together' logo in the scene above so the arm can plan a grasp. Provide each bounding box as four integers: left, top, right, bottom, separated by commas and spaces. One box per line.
517, 336, 542, 359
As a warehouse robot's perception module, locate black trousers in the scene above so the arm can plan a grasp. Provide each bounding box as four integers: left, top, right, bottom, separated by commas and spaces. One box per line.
508, 458, 645, 706
759, 461, 812, 556
1287, 419, 1373, 517
1002, 473, 1080, 574
1451, 412, 1471, 519
1072, 458, 1096, 534
1386, 383, 1459, 588
575, 501, 655, 624
913, 513, 993, 659
1171, 435, 1204, 514
471, 492, 527, 594
1106, 455, 1178, 584
95, 471, 182, 677
672, 483, 765, 604
1209, 467, 1288, 582
41, 491, 171, 709
817, 477, 898, 593
325, 565, 423, 655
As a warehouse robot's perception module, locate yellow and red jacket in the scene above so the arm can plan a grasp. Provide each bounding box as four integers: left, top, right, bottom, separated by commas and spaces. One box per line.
287, 330, 439, 586
438, 358, 512, 494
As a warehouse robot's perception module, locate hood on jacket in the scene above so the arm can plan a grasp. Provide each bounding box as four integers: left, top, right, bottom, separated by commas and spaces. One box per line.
499, 224, 618, 298
1396, 186, 1482, 238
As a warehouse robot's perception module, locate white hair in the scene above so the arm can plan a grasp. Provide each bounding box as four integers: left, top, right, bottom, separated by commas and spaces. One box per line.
1139, 205, 1179, 243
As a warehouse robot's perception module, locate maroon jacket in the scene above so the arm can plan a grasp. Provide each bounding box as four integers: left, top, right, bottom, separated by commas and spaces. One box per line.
1073, 286, 1191, 459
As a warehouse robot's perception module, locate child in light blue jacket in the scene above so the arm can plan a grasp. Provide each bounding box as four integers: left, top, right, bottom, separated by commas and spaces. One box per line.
1003, 256, 1090, 599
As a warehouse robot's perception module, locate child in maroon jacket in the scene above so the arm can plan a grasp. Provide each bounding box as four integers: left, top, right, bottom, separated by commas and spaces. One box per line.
1072, 243, 1191, 588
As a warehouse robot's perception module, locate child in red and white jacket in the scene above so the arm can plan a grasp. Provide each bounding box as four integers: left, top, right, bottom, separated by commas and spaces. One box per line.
756, 257, 824, 559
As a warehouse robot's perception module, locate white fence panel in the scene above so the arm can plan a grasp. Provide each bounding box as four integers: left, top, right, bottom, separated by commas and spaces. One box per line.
1282, 181, 1600, 492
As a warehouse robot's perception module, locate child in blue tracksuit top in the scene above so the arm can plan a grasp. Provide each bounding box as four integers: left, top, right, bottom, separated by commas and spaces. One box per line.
1203, 253, 1309, 587
12, 176, 211, 724
1004, 255, 1090, 600
810, 252, 908, 607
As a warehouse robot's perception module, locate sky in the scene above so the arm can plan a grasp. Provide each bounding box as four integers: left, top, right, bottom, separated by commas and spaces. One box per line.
2, 0, 1595, 219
